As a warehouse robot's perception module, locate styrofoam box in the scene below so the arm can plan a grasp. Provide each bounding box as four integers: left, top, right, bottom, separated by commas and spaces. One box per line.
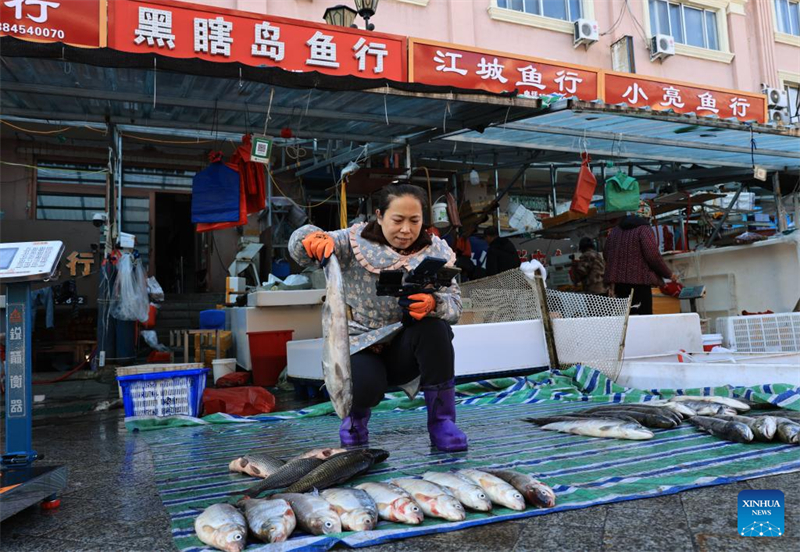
287, 320, 549, 381
247, 289, 326, 307
716, 313, 800, 353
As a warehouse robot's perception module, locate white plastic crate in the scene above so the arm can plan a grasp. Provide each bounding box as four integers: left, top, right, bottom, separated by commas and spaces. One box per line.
716, 313, 800, 353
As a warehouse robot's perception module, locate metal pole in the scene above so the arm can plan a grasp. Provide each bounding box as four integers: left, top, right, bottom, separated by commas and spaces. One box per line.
704, 183, 744, 248
550, 164, 558, 217
533, 275, 559, 369
773, 171, 788, 232
494, 154, 500, 234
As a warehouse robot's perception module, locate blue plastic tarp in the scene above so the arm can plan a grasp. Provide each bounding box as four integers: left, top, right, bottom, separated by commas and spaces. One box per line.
191, 162, 241, 223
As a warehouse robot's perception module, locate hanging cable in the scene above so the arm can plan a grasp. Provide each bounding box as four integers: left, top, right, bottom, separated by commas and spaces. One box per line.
1, 120, 73, 135
1, 160, 108, 174
601, 0, 628, 36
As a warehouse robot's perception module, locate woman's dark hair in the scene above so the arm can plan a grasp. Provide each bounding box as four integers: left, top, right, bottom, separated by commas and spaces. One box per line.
579, 237, 595, 252
377, 184, 428, 215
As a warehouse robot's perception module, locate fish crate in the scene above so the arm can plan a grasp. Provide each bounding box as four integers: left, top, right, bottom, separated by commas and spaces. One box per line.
115, 363, 204, 399
716, 313, 800, 353
117, 368, 209, 418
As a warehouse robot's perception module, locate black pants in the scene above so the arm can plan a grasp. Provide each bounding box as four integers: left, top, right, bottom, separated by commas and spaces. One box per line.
351, 317, 455, 408
614, 284, 653, 315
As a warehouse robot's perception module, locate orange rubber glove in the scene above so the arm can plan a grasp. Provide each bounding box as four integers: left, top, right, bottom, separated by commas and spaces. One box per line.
301, 231, 334, 263
399, 293, 436, 321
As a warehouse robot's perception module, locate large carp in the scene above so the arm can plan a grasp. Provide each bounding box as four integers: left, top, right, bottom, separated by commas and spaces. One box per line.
322, 254, 353, 419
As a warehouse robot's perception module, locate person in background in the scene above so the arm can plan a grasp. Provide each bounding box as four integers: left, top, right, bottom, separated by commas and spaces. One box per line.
289, 184, 467, 452
571, 237, 609, 296
604, 201, 679, 315
484, 226, 521, 276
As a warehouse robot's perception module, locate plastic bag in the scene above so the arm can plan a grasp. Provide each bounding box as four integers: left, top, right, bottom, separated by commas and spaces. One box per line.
201, 386, 276, 416
141, 330, 169, 352
520, 260, 547, 284
110, 253, 150, 322
605, 173, 641, 212
569, 153, 597, 214
147, 276, 165, 302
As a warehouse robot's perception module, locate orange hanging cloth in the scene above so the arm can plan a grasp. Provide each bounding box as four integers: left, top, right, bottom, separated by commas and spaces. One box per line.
230, 134, 267, 215
569, 152, 597, 215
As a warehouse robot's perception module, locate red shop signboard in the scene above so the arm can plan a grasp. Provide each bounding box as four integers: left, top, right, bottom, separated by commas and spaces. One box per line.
108, 0, 406, 81
0, 0, 104, 47
605, 73, 767, 124
410, 38, 600, 101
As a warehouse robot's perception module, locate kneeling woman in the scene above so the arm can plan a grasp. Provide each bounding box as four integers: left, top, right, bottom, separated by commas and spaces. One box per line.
288, 184, 467, 452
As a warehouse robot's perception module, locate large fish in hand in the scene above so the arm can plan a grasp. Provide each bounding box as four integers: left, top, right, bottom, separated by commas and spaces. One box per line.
322, 254, 353, 419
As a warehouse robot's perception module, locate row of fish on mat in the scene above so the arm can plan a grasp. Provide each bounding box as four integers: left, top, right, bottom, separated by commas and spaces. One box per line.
196, 468, 556, 551
524, 395, 800, 444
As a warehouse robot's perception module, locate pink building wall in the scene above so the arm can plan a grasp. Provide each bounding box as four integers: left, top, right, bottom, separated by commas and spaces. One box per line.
174, 0, 800, 95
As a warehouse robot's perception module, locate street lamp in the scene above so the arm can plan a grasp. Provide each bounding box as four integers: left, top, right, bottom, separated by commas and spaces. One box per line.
353, 0, 380, 31
323, 5, 358, 28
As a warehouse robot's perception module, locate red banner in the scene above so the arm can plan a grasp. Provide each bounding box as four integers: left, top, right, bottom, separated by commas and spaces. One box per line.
410, 39, 600, 101
108, 0, 406, 81
605, 73, 767, 124
0, 0, 103, 47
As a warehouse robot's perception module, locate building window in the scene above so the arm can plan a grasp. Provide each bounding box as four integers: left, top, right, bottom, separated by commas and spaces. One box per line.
649, 0, 719, 50
775, 0, 800, 35
497, 0, 582, 21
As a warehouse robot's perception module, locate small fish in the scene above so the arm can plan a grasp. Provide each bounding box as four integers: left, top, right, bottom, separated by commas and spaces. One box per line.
668, 400, 736, 417
670, 395, 750, 412
525, 414, 640, 426
273, 493, 342, 535
322, 253, 353, 419
580, 407, 679, 428
714, 415, 777, 442
321, 488, 379, 531
355, 482, 424, 525
194, 503, 247, 552
238, 497, 296, 543
285, 449, 387, 493
641, 400, 697, 418
531, 418, 654, 440
243, 457, 324, 498
422, 471, 492, 512
487, 470, 556, 509
688, 416, 754, 443
289, 448, 347, 462
392, 478, 466, 521
773, 417, 800, 444
229, 452, 285, 478
458, 469, 526, 511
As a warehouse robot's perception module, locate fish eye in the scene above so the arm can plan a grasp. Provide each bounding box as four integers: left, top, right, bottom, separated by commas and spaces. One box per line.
478, 493, 486, 499
411, 506, 420, 512
325, 521, 333, 528
234, 534, 243, 541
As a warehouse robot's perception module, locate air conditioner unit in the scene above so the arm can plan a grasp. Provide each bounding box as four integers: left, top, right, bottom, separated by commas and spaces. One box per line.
768, 108, 790, 125
573, 18, 599, 48
763, 87, 789, 109
650, 34, 675, 61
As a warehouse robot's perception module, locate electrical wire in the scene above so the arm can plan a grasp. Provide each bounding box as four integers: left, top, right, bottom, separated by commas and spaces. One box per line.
267, 167, 335, 208
0, 160, 109, 174
1, 120, 72, 135
625, 0, 651, 46
120, 132, 214, 145
601, 0, 628, 36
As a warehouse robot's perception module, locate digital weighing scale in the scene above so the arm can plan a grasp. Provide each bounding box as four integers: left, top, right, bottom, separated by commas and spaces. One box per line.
1, 240, 68, 520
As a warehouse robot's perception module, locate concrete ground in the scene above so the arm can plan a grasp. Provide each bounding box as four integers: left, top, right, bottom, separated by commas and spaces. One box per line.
1, 380, 797, 551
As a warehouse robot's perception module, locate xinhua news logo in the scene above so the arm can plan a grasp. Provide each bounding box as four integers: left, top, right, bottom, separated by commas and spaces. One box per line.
738, 490, 784, 537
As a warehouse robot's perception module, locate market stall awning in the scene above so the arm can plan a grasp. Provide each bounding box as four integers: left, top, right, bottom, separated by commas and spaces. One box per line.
443, 100, 800, 172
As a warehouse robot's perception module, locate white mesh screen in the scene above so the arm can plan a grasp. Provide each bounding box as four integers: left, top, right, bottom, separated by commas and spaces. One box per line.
459, 269, 630, 380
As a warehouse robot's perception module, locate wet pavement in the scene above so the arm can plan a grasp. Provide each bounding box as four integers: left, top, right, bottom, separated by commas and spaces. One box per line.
1, 382, 797, 551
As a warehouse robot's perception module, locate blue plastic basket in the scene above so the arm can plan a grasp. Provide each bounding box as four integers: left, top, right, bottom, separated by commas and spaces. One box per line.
117, 368, 209, 418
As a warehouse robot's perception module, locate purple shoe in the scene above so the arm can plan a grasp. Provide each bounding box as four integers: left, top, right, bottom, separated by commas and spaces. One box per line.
339, 406, 371, 447
422, 380, 468, 452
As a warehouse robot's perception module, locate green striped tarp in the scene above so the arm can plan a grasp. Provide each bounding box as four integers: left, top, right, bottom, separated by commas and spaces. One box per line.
135, 366, 799, 551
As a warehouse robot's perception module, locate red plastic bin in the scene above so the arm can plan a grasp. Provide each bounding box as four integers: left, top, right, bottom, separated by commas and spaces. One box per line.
247, 330, 294, 386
